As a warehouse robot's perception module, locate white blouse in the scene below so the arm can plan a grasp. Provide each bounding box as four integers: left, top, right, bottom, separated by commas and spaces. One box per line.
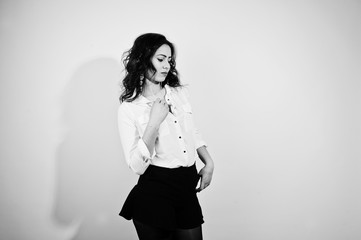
117, 85, 207, 175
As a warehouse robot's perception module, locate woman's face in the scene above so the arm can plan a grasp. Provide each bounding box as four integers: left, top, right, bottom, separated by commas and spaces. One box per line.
146, 44, 172, 83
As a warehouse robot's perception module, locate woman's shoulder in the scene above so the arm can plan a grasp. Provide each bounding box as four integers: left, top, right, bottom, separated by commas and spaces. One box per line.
118, 101, 135, 118
118, 100, 132, 108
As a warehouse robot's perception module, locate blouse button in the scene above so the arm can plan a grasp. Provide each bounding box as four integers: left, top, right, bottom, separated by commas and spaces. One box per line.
179, 136, 182, 139
183, 150, 186, 153
174, 120, 177, 123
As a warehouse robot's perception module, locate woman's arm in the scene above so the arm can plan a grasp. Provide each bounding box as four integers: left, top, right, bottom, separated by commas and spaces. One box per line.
196, 146, 214, 192
197, 146, 214, 167
179, 86, 214, 191
117, 98, 169, 175
142, 122, 160, 156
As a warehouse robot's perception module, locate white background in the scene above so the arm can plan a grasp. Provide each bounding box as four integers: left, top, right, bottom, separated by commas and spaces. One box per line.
1, 0, 360, 239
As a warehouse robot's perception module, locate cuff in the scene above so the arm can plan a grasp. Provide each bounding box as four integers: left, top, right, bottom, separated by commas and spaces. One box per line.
196, 140, 208, 150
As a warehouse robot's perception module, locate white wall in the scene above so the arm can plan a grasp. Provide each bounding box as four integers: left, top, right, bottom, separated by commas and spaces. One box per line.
1, 0, 360, 239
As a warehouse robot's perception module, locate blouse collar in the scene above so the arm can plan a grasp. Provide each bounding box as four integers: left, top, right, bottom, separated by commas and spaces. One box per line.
132, 84, 173, 106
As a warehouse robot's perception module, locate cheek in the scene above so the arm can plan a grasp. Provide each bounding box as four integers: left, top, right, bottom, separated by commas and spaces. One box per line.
151, 59, 163, 72
152, 64, 161, 73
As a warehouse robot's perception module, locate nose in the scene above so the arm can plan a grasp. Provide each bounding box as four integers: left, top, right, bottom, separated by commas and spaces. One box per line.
163, 62, 170, 70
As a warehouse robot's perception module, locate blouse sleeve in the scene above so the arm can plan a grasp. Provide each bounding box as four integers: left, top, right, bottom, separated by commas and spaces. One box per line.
117, 103, 153, 175
193, 124, 207, 150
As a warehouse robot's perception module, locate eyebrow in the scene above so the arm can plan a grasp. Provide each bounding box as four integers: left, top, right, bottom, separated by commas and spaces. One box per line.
156, 54, 172, 58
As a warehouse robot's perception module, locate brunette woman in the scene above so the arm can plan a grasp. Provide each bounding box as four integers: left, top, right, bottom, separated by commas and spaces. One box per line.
118, 33, 214, 240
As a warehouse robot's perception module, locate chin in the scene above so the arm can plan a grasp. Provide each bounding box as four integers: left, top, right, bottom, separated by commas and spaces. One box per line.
155, 78, 167, 83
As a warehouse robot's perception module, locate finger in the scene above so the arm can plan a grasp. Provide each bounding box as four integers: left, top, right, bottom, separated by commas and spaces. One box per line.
196, 178, 206, 192
161, 100, 168, 108
196, 176, 202, 192
201, 181, 207, 190
197, 184, 206, 192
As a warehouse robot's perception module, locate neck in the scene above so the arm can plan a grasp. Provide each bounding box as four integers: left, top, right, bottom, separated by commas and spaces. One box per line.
143, 78, 162, 97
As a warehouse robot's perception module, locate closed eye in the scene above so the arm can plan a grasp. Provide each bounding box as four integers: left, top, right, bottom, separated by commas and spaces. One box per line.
157, 58, 172, 64
157, 54, 172, 62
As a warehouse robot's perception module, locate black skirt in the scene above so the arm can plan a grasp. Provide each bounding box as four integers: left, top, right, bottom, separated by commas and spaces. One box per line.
119, 164, 204, 230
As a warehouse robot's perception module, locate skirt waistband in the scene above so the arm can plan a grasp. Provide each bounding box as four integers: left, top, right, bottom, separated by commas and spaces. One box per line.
146, 163, 196, 174
138, 163, 199, 193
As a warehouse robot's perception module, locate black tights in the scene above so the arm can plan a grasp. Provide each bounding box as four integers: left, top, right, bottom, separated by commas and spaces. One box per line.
133, 219, 203, 240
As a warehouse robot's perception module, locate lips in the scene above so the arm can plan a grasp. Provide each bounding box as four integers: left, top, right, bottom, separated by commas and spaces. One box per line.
161, 72, 168, 76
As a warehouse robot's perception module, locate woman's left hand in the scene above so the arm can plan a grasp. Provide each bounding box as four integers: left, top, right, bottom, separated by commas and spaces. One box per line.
196, 164, 214, 192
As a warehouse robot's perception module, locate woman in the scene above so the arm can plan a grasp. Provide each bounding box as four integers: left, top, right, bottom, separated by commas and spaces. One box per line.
117, 33, 214, 240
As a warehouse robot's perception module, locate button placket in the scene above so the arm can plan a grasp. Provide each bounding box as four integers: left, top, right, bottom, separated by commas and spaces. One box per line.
165, 88, 189, 163
170, 113, 188, 161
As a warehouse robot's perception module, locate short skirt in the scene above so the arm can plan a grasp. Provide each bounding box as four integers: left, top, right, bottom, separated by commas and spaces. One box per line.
119, 164, 204, 230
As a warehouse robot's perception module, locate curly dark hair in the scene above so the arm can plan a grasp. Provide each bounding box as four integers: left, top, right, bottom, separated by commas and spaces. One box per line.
119, 33, 182, 103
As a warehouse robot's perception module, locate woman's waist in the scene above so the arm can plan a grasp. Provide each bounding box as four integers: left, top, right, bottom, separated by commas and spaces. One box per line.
150, 155, 196, 169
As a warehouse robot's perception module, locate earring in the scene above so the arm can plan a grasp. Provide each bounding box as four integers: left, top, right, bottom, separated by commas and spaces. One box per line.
140, 74, 144, 89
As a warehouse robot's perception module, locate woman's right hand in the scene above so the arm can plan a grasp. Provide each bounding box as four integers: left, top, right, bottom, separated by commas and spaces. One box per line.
148, 98, 169, 127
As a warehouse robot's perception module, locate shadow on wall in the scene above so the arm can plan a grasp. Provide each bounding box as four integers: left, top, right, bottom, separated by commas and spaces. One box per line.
52, 58, 138, 240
